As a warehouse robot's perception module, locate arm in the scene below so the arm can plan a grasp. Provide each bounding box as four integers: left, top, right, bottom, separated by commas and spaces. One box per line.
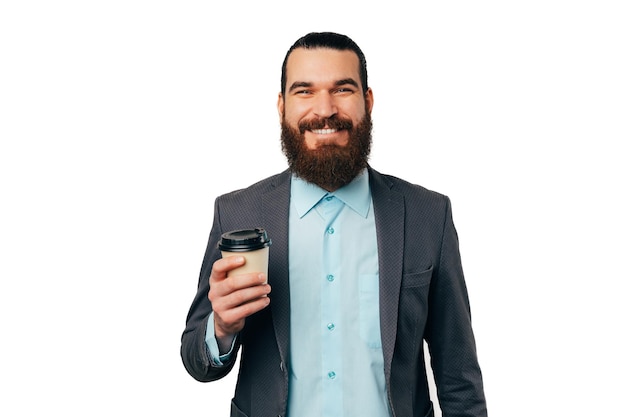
425, 198, 488, 416
180, 270, 238, 381
180, 199, 271, 382
180, 212, 237, 381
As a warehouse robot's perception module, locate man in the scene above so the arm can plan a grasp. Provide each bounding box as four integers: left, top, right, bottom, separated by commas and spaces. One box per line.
181, 32, 487, 417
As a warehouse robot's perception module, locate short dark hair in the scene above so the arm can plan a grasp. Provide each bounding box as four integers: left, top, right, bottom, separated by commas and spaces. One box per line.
280, 32, 369, 96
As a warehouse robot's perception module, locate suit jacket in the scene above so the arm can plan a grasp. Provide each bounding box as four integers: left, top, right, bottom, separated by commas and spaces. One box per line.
181, 167, 487, 417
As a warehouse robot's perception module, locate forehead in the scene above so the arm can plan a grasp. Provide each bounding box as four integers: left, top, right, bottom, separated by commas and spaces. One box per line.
285, 48, 362, 88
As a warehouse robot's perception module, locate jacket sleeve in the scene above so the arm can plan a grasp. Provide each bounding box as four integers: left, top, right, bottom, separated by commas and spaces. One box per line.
180, 198, 241, 382
425, 197, 488, 416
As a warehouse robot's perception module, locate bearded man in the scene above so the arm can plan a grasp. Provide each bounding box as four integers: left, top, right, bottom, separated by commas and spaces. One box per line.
181, 32, 488, 417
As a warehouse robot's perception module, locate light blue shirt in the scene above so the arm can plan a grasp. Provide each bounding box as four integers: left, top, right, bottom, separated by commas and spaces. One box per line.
206, 170, 390, 416
288, 170, 389, 417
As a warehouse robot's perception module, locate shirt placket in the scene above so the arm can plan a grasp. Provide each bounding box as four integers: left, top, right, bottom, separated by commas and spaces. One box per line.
319, 195, 344, 415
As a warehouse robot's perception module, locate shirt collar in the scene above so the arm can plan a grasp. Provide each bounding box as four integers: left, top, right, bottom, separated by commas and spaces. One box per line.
291, 169, 371, 219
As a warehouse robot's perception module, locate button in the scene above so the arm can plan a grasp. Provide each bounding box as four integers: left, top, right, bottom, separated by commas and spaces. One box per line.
326, 274, 335, 282
279, 362, 284, 371
327, 323, 335, 331
328, 371, 336, 379
327, 227, 335, 234
325, 196, 333, 201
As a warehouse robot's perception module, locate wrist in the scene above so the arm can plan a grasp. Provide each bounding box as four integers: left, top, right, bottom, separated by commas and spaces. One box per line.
215, 330, 236, 355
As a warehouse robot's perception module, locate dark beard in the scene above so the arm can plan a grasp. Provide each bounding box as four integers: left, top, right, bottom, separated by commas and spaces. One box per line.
280, 113, 373, 191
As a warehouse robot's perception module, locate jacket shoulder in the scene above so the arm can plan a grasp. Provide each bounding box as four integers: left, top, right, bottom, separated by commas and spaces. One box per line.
370, 168, 450, 206
217, 170, 290, 204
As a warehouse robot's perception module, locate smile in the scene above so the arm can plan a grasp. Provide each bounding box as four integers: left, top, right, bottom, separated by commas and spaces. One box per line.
310, 129, 338, 135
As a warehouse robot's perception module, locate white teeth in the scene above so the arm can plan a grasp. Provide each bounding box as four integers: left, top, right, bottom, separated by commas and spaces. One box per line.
311, 129, 337, 135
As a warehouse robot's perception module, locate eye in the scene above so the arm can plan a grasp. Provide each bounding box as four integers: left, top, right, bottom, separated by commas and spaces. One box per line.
294, 89, 312, 95
335, 87, 355, 95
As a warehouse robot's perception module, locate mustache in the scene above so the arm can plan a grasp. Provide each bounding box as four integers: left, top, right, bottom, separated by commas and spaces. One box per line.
298, 117, 353, 134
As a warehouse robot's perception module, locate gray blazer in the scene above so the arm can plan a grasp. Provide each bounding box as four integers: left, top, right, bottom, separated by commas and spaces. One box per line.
181, 167, 487, 417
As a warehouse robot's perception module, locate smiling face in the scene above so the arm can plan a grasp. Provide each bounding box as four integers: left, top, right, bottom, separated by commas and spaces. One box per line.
278, 48, 373, 150
278, 47, 374, 191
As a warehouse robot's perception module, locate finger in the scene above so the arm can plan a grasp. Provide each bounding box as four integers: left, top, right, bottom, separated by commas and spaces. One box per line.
214, 296, 271, 334
210, 256, 246, 282
211, 282, 271, 310
225, 283, 272, 309
210, 272, 267, 300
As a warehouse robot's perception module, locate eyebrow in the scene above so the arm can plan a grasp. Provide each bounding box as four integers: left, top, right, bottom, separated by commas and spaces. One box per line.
288, 78, 360, 92
335, 78, 360, 89
288, 81, 312, 92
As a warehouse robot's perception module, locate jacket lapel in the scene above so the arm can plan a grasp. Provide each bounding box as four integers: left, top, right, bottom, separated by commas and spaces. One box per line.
262, 171, 292, 369
369, 168, 405, 379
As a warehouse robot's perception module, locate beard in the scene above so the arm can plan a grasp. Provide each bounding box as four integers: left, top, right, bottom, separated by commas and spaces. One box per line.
280, 112, 373, 191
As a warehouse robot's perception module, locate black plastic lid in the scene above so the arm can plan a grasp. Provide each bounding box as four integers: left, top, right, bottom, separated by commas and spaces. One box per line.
218, 228, 272, 252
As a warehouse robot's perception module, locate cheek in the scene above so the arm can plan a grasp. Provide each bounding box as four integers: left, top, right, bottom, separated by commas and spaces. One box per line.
347, 103, 367, 122
282, 99, 307, 120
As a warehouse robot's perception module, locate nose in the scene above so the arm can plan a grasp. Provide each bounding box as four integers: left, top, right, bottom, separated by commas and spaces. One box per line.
312, 91, 337, 119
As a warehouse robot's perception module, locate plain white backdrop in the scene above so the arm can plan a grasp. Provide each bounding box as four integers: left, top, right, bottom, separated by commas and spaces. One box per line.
1, 1, 625, 416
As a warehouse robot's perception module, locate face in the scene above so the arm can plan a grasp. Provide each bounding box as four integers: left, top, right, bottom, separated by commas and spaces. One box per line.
278, 48, 374, 190
278, 48, 373, 150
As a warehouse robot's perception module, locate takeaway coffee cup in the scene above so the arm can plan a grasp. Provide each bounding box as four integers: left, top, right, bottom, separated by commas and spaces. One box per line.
218, 228, 271, 280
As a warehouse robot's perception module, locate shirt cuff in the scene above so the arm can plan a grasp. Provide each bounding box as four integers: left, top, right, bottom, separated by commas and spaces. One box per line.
205, 311, 237, 366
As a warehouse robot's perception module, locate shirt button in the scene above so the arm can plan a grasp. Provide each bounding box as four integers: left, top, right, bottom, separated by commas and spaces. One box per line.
327, 323, 335, 331
325, 196, 333, 201
328, 371, 336, 379
326, 274, 335, 282
327, 227, 335, 234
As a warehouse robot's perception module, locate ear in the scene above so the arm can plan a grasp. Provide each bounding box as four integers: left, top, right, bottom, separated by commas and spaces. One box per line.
277, 93, 285, 120
365, 88, 374, 114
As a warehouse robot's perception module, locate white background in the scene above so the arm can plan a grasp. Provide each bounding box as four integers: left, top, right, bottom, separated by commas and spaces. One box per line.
1, 1, 625, 416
